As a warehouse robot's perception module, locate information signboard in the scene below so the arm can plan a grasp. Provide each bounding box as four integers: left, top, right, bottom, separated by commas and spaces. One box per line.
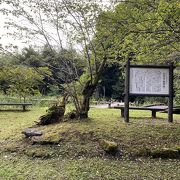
130, 68, 169, 95
123, 60, 174, 123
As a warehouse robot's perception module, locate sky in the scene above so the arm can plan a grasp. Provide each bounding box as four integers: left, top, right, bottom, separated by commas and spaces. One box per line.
0, 1, 26, 51
0, 13, 40, 51
0, 0, 116, 52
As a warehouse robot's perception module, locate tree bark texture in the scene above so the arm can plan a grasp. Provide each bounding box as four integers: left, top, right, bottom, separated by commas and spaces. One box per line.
79, 80, 96, 119
79, 55, 107, 119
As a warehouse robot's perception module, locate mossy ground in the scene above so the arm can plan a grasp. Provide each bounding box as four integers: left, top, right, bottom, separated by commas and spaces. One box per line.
0, 107, 180, 179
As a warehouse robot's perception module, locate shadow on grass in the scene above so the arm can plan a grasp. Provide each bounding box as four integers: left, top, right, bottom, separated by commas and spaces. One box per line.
0, 109, 31, 112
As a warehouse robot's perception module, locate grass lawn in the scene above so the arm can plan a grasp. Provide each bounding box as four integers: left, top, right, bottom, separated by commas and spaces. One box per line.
0, 107, 180, 179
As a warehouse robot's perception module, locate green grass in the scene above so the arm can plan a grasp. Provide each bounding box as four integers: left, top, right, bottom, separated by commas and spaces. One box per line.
0, 107, 180, 179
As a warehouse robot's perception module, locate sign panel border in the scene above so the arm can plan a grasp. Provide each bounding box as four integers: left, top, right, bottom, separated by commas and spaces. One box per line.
129, 66, 170, 97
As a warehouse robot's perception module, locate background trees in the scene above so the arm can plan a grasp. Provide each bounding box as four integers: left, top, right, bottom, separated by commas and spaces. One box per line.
0, 0, 179, 117
94, 0, 180, 104
0, 65, 43, 102
1, 0, 112, 118
95, 0, 179, 63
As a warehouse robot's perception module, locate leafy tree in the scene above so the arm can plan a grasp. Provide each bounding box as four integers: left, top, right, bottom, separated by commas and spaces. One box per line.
94, 0, 180, 104
0, 0, 112, 118
97, 63, 124, 100
16, 45, 85, 96
0, 66, 44, 102
174, 67, 180, 105
1, 0, 179, 118
95, 0, 180, 64
0, 54, 19, 94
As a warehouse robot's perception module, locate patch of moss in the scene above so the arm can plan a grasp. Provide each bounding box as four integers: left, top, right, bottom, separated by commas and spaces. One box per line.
38, 105, 65, 125
4, 144, 21, 153
32, 131, 63, 145
25, 148, 53, 158
99, 139, 118, 153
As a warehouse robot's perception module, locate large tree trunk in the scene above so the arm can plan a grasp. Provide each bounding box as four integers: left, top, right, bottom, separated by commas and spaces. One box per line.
79, 81, 96, 119
79, 56, 108, 119
79, 96, 90, 119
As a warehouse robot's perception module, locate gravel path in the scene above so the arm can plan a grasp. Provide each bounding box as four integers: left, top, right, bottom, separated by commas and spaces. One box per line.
91, 102, 124, 108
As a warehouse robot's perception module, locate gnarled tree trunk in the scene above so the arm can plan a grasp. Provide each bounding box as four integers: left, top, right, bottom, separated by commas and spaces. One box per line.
79, 55, 107, 119
79, 81, 96, 119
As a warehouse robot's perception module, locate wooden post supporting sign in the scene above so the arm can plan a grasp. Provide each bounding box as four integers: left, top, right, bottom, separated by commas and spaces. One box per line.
124, 59, 130, 123
168, 62, 174, 123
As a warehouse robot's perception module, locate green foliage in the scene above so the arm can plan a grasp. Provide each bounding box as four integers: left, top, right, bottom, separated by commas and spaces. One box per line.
94, 0, 180, 103
99, 63, 124, 100
18, 46, 84, 96
0, 54, 18, 66
174, 67, 180, 105
17, 47, 42, 67
0, 66, 43, 101
1, 0, 179, 116
95, 0, 180, 63
0, 45, 84, 97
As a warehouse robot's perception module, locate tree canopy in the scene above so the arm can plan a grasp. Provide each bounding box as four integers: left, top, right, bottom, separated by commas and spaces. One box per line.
0, 0, 179, 117
95, 0, 180, 64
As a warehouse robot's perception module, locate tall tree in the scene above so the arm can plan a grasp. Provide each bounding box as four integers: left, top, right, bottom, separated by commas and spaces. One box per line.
95, 0, 180, 64
95, 0, 180, 104
0, 65, 43, 102
1, 0, 110, 118
1, 0, 179, 118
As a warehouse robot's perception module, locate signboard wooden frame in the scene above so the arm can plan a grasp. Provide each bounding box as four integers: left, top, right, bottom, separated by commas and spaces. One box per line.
124, 60, 174, 123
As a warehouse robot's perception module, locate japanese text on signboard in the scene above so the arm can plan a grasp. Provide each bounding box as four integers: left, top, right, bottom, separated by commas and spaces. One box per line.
130, 68, 169, 95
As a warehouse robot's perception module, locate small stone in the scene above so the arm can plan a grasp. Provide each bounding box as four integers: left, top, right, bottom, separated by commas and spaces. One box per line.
100, 139, 118, 153
22, 128, 43, 138
31, 136, 42, 144
31, 133, 61, 145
